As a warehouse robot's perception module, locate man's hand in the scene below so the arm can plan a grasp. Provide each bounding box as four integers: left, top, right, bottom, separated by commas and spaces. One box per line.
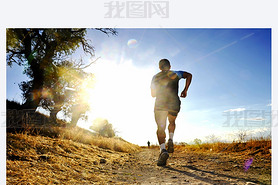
181, 71, 192, 98
180, 90, 187, 98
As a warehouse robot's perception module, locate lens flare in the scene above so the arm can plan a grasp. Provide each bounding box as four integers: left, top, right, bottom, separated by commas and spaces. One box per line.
78, 77, 96, 104
244, 158, 253, 172
127, 39, 138, 48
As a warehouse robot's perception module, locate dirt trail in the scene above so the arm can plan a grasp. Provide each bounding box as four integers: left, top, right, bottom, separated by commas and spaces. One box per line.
6, 132, 271, 184
101, 148, 270, 185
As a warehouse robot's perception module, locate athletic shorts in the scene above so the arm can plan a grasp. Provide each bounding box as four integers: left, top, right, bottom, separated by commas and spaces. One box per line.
154, 109, 179, 117
154, 97, 180, 117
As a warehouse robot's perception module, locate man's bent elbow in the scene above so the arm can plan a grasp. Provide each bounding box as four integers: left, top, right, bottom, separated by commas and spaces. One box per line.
184, 72, 192, 79
183, 72, 192, 79
188, 73, 192, 79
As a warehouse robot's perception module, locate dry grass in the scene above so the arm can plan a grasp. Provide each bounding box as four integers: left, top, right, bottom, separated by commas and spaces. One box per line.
57, 127, 140, 153
10, 124, 141, 153
6, 123, 141, 184
7, 132, 136, 184
175, 138, 271, 159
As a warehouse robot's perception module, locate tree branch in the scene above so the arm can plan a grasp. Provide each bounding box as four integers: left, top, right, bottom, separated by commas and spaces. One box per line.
79, 57, 100, 69
95, 28, 118, 36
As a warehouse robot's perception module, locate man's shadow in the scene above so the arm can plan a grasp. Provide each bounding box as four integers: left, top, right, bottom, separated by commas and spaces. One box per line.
162, 165, 262, 185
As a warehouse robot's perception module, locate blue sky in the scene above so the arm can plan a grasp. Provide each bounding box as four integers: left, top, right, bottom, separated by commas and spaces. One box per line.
6, 28, 271, 145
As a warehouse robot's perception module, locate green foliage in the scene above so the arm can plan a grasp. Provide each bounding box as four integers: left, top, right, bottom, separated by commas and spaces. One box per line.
90, 118, 115, 138
6, 28, 117, 125
193, 138, 202, 146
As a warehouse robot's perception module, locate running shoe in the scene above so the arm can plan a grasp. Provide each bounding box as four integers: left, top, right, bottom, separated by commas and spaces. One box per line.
157, 149, 169, 166
167, 139, 174, 153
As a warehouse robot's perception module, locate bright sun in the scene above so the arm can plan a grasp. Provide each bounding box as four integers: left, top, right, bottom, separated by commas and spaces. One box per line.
77, 59, 156, 143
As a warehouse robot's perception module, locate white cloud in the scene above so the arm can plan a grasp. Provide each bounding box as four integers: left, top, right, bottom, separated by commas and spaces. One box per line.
213, 127, 271, 142
247, 127, 270, 135
202, 120, 210, 123
224, 108, 246, 112
239, 117, 266, 121
247, 117, 266, 121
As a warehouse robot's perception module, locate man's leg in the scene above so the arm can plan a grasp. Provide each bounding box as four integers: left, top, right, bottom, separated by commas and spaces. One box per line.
155, 110, 169, 166
167, 113, 177, 153
154, 111, 168, 147
168, 113, 177, 134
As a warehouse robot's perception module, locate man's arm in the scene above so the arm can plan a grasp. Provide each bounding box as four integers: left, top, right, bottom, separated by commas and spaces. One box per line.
151, 76, 156, 97
151, 88, 156, 97
180, 72, 192, 98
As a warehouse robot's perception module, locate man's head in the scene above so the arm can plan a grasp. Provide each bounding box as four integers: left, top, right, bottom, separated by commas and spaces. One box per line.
159, 59, 171, 71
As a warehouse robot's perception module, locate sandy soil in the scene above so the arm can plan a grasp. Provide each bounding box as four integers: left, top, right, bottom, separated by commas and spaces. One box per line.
98, 148, 271, 185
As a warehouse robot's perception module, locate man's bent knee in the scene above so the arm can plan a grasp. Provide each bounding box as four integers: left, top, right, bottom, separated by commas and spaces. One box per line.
157, 128, 166, 136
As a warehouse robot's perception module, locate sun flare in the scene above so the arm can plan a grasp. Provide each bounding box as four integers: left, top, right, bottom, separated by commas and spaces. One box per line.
77, 59, 156, 140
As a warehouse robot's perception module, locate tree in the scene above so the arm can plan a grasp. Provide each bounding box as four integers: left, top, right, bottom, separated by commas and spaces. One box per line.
6, 28, 117, 125
237, 129, 248, 143
205, 134, 220, 143
193, 138, 202, 147
90, 118, 115, 137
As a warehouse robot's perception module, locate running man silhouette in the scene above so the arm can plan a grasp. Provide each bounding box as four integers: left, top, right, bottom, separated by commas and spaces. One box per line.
151, 59, 192, 166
